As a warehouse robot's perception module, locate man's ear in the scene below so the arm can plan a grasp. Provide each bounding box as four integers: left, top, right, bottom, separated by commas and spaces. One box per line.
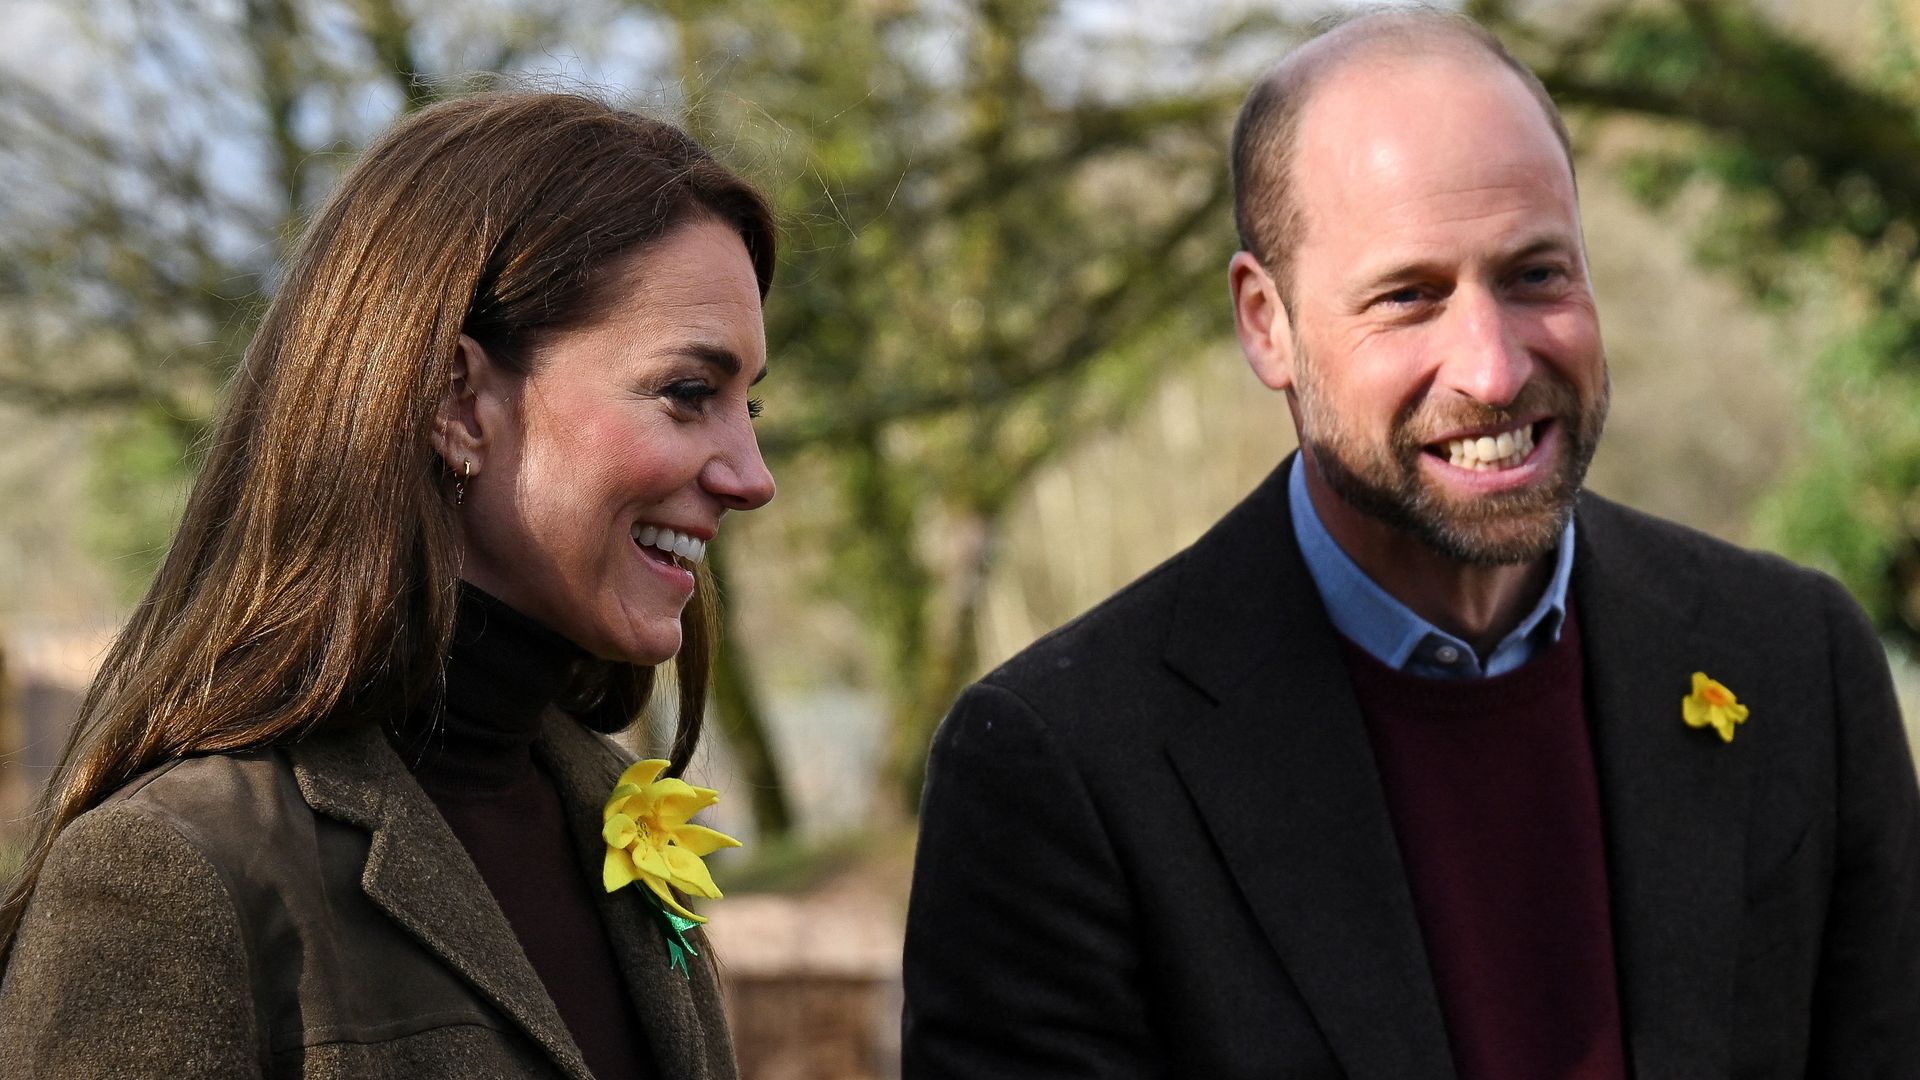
1230, 251, 1297, 392
431, 334, 506, 472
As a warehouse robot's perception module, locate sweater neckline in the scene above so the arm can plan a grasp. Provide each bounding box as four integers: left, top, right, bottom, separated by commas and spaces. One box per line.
412, 583, 588, 796
1333, 597, 1585, 718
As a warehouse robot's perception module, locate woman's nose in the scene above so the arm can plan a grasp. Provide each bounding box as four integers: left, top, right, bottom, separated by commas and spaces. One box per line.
704, 425, 776, 512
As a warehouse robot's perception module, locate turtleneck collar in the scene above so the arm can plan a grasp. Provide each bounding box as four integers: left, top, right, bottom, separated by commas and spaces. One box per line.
411, 582, 588, 797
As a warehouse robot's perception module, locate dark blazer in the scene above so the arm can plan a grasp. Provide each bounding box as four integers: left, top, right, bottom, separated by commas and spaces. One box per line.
902, 460, 1920, 1079
0, 713, 737, 1080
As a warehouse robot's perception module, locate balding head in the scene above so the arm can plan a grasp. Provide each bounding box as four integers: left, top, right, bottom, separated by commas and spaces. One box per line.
1231, 6, 1573, 301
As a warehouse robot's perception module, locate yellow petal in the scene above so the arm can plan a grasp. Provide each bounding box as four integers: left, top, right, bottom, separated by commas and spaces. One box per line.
602, 813, 637, 849
650, 780, 720, 826
670, 823, 743, 857
1683, 696, 1709, 730
615, 759, 671, 791
643, 874, 707, 924
630, 841, 674, 880
603, 847, 638, 893
664, 845, 723, 899
603, 783, 644, 819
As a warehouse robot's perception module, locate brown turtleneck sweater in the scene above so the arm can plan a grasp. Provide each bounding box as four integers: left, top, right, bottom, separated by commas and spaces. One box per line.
410, 585, 655, 1080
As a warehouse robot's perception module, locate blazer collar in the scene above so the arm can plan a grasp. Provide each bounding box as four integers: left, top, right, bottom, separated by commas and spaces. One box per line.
1160, 463, 1748, 1076
1162, 455, 1456, 1080
289, 718, 729, 1080
534, 715, 735, 1080
290, 724, 594, 1080
1572, 493, 1749, 1076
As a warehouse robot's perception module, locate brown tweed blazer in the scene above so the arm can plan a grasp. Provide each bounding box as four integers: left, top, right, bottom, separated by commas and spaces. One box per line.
0, 714, 738, 1079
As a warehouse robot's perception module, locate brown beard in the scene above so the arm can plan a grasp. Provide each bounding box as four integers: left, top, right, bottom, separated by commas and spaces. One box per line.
1295, 352, 1609, 567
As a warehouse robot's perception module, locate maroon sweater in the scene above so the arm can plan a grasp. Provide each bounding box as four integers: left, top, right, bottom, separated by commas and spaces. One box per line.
1339, 612, 1626, 1080
411, 586, 655, 1080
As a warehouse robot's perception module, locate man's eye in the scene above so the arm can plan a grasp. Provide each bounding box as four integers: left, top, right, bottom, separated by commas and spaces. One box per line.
1516, 265, 1562, 287
1380, 287, 1425, 307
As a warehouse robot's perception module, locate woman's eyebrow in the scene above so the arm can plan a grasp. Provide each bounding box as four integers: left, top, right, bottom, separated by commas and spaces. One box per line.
677, 342, 768, 384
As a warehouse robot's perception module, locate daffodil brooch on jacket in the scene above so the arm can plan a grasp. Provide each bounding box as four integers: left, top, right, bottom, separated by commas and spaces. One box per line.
603, 759, 742, 975
1683, 672, 1749, 743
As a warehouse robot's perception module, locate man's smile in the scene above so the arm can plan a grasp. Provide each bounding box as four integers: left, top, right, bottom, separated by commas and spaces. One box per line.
1428, 420, 1539, 472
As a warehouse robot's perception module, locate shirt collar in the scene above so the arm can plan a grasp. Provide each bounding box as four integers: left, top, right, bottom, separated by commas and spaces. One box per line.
1288, 453, 1575, 679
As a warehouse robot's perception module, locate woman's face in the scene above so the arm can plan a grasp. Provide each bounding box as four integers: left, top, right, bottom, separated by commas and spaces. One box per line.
451, 217, 775, 665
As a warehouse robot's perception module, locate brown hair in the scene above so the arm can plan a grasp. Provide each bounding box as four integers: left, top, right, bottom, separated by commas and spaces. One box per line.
1230, 4, 1573, 301
0, 91, 776, 964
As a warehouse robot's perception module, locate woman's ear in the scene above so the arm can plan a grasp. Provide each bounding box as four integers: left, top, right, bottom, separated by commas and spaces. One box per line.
431, 334, 501, 472
1229, 251, 1297, 393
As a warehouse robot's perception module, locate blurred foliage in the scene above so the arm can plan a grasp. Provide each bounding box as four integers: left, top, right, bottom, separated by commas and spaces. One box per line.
0, 0, 792, 817
1477, 0, 1920, 656
10, 0, 1915, 839
0, 0, 1286, 829
656, 0, 1277, 814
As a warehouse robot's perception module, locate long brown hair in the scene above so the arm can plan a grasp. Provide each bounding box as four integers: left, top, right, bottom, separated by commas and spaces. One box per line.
1, 92, 776, 964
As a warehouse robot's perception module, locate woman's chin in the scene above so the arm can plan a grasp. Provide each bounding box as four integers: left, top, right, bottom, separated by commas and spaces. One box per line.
590, 617, 683, 668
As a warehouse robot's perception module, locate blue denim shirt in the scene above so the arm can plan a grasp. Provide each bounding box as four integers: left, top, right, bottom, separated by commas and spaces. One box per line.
1287, 454, 1574, 678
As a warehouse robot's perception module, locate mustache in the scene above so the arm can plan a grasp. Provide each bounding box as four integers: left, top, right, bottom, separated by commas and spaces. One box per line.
1394, 378, 1585, 447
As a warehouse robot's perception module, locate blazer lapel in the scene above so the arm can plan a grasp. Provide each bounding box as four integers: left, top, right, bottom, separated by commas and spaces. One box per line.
1575, 497, 1749, 1077
290, 726, 594, 1080
536, 714, 731, 1080
1162, 459, 1455, 1080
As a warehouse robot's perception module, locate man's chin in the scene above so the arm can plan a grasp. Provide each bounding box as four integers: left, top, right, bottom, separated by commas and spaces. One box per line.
1308, 438, 1582, 566
1397, 484, 1577, 566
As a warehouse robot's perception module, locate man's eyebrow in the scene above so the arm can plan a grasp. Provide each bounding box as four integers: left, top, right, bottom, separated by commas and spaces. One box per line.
1502, 234, 1580, 264
680, 342, 769, 385
1348, 234, 1581, 299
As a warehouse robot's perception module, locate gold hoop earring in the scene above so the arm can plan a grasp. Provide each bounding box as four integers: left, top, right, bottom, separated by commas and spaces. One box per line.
455, 459, 471, 507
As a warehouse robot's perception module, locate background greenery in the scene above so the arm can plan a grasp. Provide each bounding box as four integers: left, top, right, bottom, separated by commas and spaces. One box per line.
2, 0, 1916, 857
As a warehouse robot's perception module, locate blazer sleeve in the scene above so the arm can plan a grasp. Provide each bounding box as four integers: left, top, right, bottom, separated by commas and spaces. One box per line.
0, 805, 262, 1079
1806, 577, 1920, 1075
902, 682, 1161, 1080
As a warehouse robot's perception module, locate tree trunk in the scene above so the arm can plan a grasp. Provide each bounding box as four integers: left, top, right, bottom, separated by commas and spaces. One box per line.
707, 543, 795, 840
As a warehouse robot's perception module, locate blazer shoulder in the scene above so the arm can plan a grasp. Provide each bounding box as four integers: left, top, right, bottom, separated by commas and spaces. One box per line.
3, 795, 260, 1077
103, 746, 309, 865
979, 545, 1194, 704
1579, 491, 1848, 611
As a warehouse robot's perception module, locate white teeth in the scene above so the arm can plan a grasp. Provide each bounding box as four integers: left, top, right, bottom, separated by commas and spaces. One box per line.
629, 523, 708, 565
1443, 424, 1535, 471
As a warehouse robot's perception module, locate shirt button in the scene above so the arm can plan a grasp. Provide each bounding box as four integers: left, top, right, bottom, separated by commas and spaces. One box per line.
1434, 645, 1461, 664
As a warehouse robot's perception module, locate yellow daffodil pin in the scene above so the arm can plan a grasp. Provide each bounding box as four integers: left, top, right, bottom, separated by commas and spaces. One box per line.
1683, 672, 1749, 743
602, 759, 742, 924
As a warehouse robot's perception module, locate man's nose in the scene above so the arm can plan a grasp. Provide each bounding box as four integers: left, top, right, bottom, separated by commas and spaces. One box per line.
1437, 289, 1532, 408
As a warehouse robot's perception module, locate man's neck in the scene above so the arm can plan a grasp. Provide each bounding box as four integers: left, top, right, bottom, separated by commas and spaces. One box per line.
1303, 461, 1555, 656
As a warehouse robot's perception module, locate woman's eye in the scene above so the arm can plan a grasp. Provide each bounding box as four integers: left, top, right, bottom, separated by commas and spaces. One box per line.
663, 380, 719, 411
747, 397, 764, 421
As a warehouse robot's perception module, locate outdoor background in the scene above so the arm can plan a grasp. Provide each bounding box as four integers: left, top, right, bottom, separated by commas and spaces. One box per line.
3, 0, 1919, 1075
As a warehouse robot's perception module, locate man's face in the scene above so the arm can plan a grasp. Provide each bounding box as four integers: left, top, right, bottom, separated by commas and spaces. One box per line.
1276, 54, 1608, 566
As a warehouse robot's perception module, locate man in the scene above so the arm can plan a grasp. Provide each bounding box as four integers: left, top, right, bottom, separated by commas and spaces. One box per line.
901, 8, 1920, 1080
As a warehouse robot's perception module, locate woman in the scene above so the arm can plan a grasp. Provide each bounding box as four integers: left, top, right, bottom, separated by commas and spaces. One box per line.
0, 91, 775, 1079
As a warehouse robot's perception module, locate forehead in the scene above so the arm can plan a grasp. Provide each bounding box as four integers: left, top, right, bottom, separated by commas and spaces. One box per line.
525, 216, 765, 387
590, 219, 764, 347
1288, 54, 1581, 275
